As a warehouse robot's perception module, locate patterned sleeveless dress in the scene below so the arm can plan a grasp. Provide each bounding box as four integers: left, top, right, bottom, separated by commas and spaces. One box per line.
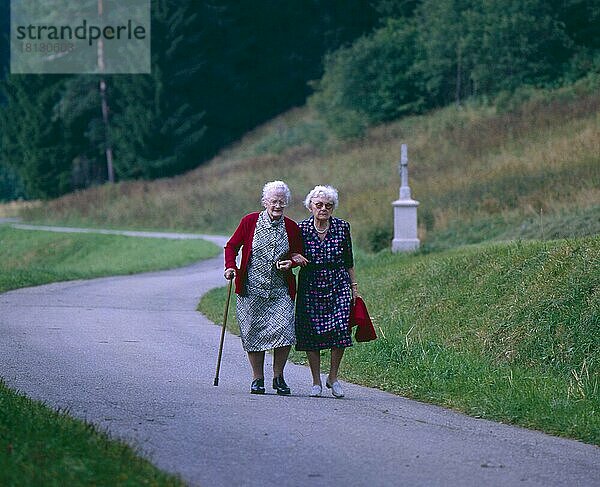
236, 210, 296, 352
295, 216, 354, 351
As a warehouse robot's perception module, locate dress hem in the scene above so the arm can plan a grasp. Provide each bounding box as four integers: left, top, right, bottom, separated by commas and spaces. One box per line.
242, 340, 297, 353
294, 342, 353, 352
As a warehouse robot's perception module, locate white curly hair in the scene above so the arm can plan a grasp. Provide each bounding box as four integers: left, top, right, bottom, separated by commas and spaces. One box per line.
304, 185, 339, 210
261, 180, 291, 206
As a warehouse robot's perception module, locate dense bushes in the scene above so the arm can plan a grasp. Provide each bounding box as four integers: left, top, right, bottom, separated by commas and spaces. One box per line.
310, 19, 423, 137
311, 0, 599, 136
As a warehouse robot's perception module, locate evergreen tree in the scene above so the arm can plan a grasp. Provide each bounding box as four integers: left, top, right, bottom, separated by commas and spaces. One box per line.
0, 163, 26, 201
0, 0, 378, 198
185, 0, 378, 156
371, 0, 421, 20
108, 0, 208, 179
0, 0, 8, 84
552, 0, 600, 79
0, 75, 72, 198
53, 76, 107, 188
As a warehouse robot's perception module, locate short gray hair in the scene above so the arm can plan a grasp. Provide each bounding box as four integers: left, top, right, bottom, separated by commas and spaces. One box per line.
261, 180, 291, 205
304, 185, 339, 210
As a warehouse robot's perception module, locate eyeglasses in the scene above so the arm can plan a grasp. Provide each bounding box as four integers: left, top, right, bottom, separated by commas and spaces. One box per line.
312, 201, 334, 210
268, 199, 287, 208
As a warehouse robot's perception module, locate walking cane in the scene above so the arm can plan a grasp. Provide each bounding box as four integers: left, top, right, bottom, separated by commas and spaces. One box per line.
214, 278, 233, 386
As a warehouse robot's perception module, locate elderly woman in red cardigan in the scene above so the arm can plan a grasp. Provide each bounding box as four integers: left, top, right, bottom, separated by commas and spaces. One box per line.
224, 181, 308, 395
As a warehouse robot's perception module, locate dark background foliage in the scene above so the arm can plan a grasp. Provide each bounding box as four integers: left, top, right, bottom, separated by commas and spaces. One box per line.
0, 0, 377, 199
0, 0, 598, 200
310, 0, 600, 136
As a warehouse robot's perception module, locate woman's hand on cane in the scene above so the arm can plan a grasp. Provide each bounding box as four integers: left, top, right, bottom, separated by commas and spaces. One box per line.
224, 268, 236, 280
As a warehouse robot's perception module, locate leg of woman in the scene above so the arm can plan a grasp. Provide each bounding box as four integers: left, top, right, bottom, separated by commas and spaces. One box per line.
272, 345, 292, 395
273, 345, 291, 378
325, 347, 345, 398
248, 351, 265, 380
327, 346, 345, 383
306, 350, 322, 386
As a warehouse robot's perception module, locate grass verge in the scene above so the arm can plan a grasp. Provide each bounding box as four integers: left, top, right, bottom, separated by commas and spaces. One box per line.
198, 237, 599, 445
0, 225, 218, 292
0, 225, 219, 485
0, 380, 183, 486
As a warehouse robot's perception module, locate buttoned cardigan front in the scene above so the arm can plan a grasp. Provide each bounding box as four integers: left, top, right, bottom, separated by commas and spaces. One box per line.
224, 212, 303, 299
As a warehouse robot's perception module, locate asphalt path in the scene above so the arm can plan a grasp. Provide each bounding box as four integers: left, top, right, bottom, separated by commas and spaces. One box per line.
1, 225, 598, 486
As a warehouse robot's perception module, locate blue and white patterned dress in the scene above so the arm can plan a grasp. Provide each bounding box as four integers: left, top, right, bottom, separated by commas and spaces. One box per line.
295, 216, 354, 351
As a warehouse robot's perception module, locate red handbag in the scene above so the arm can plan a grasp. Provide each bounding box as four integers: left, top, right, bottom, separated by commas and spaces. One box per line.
349, 296, 377, 342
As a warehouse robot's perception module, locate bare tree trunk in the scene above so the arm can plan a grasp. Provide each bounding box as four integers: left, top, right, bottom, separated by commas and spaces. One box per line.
99, 79, 114, 183
98, 0, 114, 183
455, 42, 462, 107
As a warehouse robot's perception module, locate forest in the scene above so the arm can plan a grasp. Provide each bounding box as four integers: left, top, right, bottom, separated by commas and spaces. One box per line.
0, 0, 598, 200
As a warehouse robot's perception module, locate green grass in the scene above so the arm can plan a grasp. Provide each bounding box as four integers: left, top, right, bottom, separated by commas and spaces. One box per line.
0, 380, 184, 487
0, 225, 219, 485
199, 236, 600, 445
0, 225, 219, 292
421, 205, 600, 253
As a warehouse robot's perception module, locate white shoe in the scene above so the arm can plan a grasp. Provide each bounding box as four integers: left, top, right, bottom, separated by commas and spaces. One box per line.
310, 384, 322, 397
326, 380, 344, 398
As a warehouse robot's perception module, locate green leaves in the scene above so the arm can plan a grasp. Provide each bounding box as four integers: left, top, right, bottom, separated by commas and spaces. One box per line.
311, 0, 593, 133
310, 18, 423, 137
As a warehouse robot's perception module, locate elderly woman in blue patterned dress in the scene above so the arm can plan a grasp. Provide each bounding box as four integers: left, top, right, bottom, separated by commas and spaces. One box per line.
224, 181, 307, 395
295, 185, 359, 398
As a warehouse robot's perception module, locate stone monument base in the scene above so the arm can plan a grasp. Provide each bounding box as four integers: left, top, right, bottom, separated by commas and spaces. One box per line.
392, 238, 420, 252
392, 198, 420, 253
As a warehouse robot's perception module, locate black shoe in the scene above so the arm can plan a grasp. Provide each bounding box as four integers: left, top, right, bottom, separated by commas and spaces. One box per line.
251, 378, 265, 394
273, 375, 291, 395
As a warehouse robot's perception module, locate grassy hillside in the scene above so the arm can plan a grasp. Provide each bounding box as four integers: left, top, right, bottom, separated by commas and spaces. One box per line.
200, 236, 600, 445
15, 81, 600, 251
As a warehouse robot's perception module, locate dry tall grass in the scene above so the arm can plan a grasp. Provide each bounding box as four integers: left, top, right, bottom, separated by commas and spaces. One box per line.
22, 88, 600, 250
0, 200, 41, 218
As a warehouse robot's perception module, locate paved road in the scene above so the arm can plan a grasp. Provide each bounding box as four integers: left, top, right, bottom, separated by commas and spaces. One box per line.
1, 226, 598, 486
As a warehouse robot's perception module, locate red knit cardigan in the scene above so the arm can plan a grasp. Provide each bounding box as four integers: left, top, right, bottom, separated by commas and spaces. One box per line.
224, 212, 303, 299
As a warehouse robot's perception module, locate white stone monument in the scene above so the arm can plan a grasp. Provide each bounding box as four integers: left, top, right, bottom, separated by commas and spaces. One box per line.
392, 144, 420, 252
